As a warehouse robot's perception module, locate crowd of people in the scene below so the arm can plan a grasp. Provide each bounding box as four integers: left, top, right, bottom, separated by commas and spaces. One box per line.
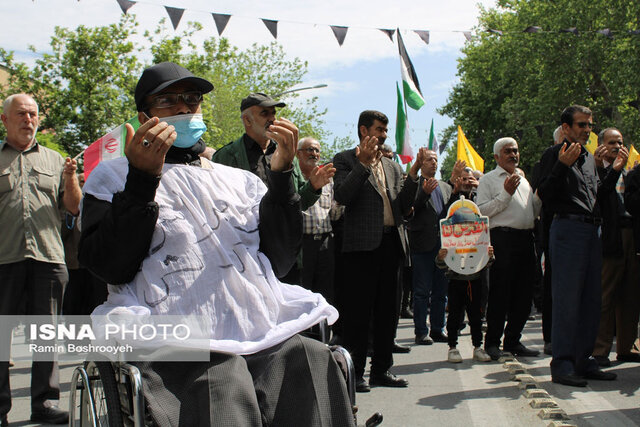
0, 61, 639, 426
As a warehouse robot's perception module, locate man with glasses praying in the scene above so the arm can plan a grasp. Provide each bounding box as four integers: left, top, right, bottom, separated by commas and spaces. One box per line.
78, 62, 353, 426
537, 105, 627, 387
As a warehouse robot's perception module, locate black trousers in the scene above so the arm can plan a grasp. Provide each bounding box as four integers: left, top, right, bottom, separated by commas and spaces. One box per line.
342, 232, 402, 379
485, 229, 536, 349
0, 259, 67, 415
301, 233, 335, 304
447, 278, 484, 348
62, 268, 108, 315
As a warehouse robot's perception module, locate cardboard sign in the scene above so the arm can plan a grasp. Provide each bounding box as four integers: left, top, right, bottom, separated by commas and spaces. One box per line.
439, 197, 490, 274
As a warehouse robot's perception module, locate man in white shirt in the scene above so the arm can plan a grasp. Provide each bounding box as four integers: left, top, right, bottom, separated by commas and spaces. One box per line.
476, 137, 541, 360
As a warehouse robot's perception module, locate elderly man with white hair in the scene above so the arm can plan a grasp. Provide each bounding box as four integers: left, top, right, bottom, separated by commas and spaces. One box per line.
476, 137, 541, 360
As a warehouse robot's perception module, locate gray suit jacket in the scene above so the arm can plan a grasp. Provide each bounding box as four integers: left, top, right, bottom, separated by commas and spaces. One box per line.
408, 179, 453, 253
333, 148, 416, 256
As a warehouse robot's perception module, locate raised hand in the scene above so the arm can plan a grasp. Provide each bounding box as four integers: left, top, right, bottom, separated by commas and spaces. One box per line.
422, 177, 439, 194
356, 135, 381, 166
593, 144, 607, 168
125, 117, 176, 176
504, 174, 521, 195
558, 142, 581, 167
409, 147, 427, 179
451, 159, 467, 182
613, 145, 629, 171
309, 162, 336, 190
269, 118, 299, 172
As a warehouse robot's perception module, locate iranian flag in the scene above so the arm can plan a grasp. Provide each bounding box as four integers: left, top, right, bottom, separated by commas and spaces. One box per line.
83, 116, 139, 178
397, 29, 425, 110
428, 118, 437, 151
395, 82, 413, 164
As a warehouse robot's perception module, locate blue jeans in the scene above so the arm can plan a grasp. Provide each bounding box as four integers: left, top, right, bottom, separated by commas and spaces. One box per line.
549, 218, 601, 377
411, 249, 448, 336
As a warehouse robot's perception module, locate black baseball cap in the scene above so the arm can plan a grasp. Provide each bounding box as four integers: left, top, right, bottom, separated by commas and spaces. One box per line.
240, 93, 286, 112
135, 62, 214, 111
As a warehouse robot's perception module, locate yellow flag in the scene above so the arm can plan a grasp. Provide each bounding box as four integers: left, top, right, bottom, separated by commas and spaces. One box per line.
584, 131, 598, 154
457, 126, 484, 172
626, 144, 639, 170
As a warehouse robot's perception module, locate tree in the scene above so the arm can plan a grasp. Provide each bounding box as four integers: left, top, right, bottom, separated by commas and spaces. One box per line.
0, 15, 326, 156
439, 0, 640, 175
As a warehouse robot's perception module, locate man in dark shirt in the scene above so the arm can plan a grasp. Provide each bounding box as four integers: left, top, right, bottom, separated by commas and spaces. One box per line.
537, 105, 626, 387
78, 62, 353, 426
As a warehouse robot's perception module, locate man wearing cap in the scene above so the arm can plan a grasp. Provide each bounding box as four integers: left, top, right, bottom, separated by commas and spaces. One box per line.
213, 93, 333, 211
79, 62, 353, 426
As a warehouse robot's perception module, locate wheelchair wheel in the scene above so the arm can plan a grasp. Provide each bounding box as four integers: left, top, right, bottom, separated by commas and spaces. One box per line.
86, 361, 124, 427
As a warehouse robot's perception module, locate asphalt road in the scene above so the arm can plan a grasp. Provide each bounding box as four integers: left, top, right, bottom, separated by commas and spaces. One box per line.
4, 315, 639, 426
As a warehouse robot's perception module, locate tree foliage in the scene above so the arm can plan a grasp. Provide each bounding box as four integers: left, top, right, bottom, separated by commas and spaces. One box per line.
439, 0, 640, 176
0, 14, 326, 156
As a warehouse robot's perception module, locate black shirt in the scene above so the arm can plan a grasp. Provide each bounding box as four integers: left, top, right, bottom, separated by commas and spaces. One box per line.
244, 134, 276, 184
537, 141, 619, 217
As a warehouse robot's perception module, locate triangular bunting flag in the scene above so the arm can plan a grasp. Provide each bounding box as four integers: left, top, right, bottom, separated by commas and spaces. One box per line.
487, 29, 503, 35
397, 29, 425, 110
524, 26, 541, 33
165, 6, 184, 30
597, 28, 613, 39
395, 82, 413, 164
463, 31, 472, 41
379, 28, 395, 42
330, 26, 348, 46
457, 126, 484, 172
262, 19, 278, 39
428, 119, 437, 151
116, 0, 135, 14
414, 30, 430, 45
438, 138, 448, 155
212, 13, 231, 36
561, 27, 579, 35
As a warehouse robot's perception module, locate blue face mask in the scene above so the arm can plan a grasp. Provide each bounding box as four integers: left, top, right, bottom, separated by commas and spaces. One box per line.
160, 113, 207, 148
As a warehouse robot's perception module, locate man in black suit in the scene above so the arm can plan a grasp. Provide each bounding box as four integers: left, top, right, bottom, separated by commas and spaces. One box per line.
333, 110, 415, 392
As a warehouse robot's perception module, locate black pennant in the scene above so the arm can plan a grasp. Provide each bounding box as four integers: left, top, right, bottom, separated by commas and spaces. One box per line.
487, 29, 503, 35
438, 140, 448, 155
474, 137, 485, 149
262, 19, 278, 39
462, 31, 472, 41
603, 107, 613, 118
535, 125, 543, 138
515, 129, 524, 140
379, 28, 395, 42
116, 0, 135, 14
330, 26, 348, 46
414, 30, 430, 45
524, 26, 541, 33
628, 100, 640, 110
597, 28, 613, 39
212, 13, 231, 36
561, 27, 579, 35
165, 6, 184, 30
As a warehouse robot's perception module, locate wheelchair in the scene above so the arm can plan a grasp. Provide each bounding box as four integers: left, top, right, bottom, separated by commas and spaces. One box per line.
68, 327, 383, 426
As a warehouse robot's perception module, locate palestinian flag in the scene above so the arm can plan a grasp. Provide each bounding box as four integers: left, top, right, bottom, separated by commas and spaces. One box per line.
395, 82, 413, 164
397, 29, 425, 110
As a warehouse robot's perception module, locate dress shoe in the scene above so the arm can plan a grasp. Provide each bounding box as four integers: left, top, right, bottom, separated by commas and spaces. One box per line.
393, 341, 411, 353
429, 332, 448, 343
617, 353, 640, 363
503, 343, 539, 357
355, 377, 370, 393
552, 374, 587, 387
369, 371, 409, 388
485, 345, 503, 361
31, 406, 69, 424
415, 334, 433, 345
543, 342, 552, 356
584, 369, 617, 381
593, 355, 611, 367
400, 308, 414, 319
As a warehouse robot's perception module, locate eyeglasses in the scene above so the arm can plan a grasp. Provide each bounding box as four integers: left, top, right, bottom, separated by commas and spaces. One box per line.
576, 121, 594, 129
147, 91, 203, 109
299, 147, 321, 154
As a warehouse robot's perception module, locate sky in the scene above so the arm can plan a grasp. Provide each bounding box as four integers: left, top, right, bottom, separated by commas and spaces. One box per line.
0, 0, 498, 160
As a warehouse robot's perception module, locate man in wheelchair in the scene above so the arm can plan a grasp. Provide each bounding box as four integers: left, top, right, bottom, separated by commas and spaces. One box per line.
78, 62, 354, 426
